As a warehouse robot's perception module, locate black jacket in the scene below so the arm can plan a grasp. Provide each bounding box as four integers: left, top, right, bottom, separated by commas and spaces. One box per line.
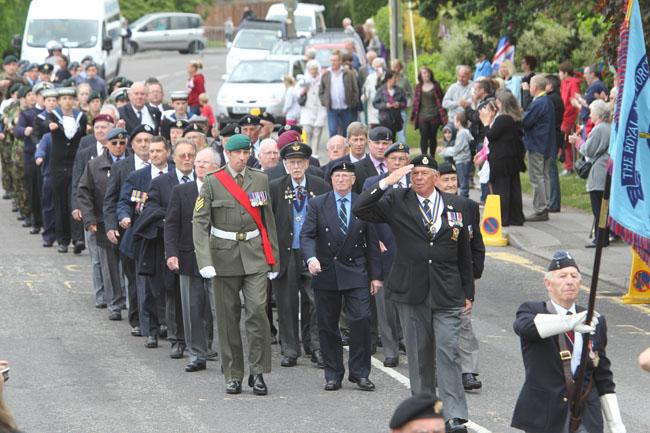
265, 161, 323, 181
512, 301, 615, 433
103, 155, 137, 232
118, 104, 161, 135
353, 155, 381, 193
164, 181, 201, 277
71, 141, 104, 210
48, 108, 88, 174
485, 114, 526, 182
455, 195, 485, 279
270, 174, 331, 278
353, 186, 474, 306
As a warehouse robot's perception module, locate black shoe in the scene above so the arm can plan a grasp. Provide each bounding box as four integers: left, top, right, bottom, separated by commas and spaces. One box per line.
548, 208, 561, 213
73, 241, 85, 254
225, 380, 242, 394
131, 326, 141, 336
185, 361, 206, 372
370, 343, 377, 355
303, 346, 312, 356
383, 357, 399, 368
159, 325, 168, 339
585, 241, 597, 248
525, 210, 549, 222
29, 227, 40, 234
248, 374, 268, 395
2, 192, 10, 200
57, 245, 68, 253
42, 241, 54, 247
16, 214, 25, 221
399, 342, 407, 355
310, 349, 325, 369
95, 303, 107, 309
348, 376, 375, 391
21, 218, 32, 228
145, 336, 158, 348
324, 380, 341, 391
462, 373, 482, 390
170, 343, 185, 359
11, 204, 17, 212
280, 356, 297, 367
445, 418, 468, 433
206, 350, 219, 361
108, 311, 121, 321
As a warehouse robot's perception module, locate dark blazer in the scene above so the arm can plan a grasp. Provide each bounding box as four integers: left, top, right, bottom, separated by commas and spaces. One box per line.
353, 186, 474, 307
146, 169, 181, 220
71, 141, 103, 210
485, 114, 526, 182
265, 161, 324, 181
48, 108, 88, 174
300, 191, 381, 291
455, 195, 485, 279
116, 165, 154, 258
353, 155, 381, 193
78, 134, 97, 152
512, 301, 615, 433
103, 155, 136, 232
270, 174, 331, 278
322, 154, 352, 182
118, 104, 161, 135
165, 181, 201, 277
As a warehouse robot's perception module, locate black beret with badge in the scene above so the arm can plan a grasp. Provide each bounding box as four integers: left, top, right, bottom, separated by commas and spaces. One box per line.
170, 119, 189, 131
238, 114, 260, 126
129, 124, 155, 145
437, 162, 457, 175
220, 122, 241, 137
411, 154, 438, 170
369, 126, 393, 142
278, 123, 303, 135
280, 141, 312, 160
39, 63, 54, 74
389, 395, 444, 429
548, 251, 580, 272
259, 111, 275, 124
384, 142, 409, 158
330, 160, 355, 175
183, 122, 205, 136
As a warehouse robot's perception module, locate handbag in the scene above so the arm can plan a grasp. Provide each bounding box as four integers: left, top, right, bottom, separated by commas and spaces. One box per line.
574, 156, 592, 179
298, 92, 307, 107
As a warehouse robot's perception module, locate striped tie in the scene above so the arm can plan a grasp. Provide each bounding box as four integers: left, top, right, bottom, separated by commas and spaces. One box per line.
338, 197, 348, 234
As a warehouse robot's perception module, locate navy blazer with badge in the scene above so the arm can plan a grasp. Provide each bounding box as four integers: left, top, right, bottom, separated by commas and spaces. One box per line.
353, 155, 381, 193
118, 104, 161, 135
300, 191, 381, 291
455, 195, 485, 279
164, 181, 201, 277
270, 173, 331, 279
353, 186, 474, 307
512, 302, 615, 433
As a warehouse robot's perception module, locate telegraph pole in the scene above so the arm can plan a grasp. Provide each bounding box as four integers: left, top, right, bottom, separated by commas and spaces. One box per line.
389, 0, 403, 61
284, 0, 297, 39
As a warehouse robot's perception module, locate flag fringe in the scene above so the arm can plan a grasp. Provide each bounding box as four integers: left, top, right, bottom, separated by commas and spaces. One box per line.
609, 216, 650, 264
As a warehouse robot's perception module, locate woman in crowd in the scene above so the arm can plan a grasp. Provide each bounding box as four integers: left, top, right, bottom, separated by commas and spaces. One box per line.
282, 75, 301, 126
410, 66, 446, 154
498, 60, 522, 106
558, 61, 582, 175
390, 59, 412, 144
483, 89, 526, 226
362, 57, 386, 127
186, 60, 205, 116
569, 99, 611, 247
373, 70, 407, 138
299, 60, 327, 157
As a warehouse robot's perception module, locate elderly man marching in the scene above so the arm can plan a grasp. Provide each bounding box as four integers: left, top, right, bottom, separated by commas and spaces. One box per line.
193, 133, 279, 396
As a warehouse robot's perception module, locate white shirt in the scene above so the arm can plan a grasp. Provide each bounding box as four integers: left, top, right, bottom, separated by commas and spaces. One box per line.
151, 164, 168, 179
416, 188, 443, 234
176, 168, 194, 183
132, 104, 155, 129
62, 115, 79, 140
329, 68, 347, 110
134, 154, 148, 171
550, 300, 583, 374
349, 153, 364, 163
196, 178, 203, 194
96, 141, 104, 157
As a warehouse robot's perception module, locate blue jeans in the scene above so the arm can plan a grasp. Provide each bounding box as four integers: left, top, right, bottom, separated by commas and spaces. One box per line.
327, 108, 354, 137
480, 183, 490, 203
456, 161, 471, 198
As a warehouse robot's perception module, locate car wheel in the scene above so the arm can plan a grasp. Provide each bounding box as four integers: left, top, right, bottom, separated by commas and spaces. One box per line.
129, 42, 138, 55
188, 40, 204, 54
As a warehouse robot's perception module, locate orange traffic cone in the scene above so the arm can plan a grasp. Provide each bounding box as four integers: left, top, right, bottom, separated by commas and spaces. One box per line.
622, 249, 650, 304
480, 194, 508, 247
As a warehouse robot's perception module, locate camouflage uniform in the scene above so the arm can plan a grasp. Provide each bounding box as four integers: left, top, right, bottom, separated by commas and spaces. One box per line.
3, 101, 29, 216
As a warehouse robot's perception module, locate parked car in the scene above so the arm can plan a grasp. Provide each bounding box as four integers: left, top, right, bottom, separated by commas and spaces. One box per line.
216, 57, 305, 123
225, 23, 283, 74
306, 30, 366, 69
265, 3, 326, 38
270, 38, 308, 57
129, 12, 206, 54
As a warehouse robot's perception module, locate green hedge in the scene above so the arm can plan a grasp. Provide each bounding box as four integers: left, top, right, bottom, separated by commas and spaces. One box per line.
119, 0, 204, 23
0, 0, 29, 56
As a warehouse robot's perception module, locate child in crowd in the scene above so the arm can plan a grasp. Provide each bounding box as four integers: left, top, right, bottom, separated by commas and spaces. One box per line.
282, 75, 301, 126
438, 112, 472, 197
199, 93, 216, 127
440, 123, 456, 164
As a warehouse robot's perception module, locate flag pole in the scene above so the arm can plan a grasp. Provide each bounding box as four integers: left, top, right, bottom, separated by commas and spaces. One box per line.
568, 171, 611, 432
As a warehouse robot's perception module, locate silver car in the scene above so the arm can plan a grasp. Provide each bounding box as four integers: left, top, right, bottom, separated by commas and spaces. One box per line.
216, 57, 304, 123
129, 12, 206, 54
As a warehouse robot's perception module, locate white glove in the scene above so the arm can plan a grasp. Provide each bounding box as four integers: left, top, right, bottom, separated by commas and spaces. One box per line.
199, 266, 216, 279
600, 394, 626, 433
267, 272, 278, 280
534, 311, 598, 338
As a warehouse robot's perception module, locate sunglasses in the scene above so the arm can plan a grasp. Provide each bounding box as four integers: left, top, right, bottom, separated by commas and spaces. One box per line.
110, 140, 127, 146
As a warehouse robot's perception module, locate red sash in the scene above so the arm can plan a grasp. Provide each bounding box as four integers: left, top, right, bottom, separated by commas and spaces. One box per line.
214, 170, 276, 266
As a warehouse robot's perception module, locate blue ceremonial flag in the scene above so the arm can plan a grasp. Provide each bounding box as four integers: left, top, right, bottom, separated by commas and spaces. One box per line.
491, 36, 515, 74
609, 0, 650, 264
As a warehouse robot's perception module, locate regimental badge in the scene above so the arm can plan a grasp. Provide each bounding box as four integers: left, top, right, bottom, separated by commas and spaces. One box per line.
451, 227, 460, 241
397, 143, 405, 150
422, 156, 429, 165
467, 224, 473, 239
292, 143, 301, 151
249, 191, 267, 207
284, 187, 294, 201
234, 126, 240, 134
194, 196, 204, 212
447, 211, 463, 227
176, 120, 183, 128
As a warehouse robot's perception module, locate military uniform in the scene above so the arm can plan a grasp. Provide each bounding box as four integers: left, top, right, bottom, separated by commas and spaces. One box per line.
193, 134, 279, 394
4, 100, 29, 217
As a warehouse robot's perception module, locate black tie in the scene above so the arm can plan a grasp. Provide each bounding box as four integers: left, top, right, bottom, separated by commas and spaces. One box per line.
378, 162, 385, 174
136, 110, 142, 122
158, 170, 163, 177
181, 175, 190, 183
338, 198, 348, 234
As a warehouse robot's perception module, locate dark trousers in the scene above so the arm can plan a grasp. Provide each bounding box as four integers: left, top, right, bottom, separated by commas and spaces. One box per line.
121, 252, 139, 328
166, 274, 185, 345
137, 261, 166, 337
315, 287, 371, 383
417, 118, 440, 155
549, 142, 561, 210
24, 161, 42, 227
40, 175, 56, 244
180, 274, 213, 362
51, 170, 72, 245
589, 190, 609, 246
490, 174, 525, 226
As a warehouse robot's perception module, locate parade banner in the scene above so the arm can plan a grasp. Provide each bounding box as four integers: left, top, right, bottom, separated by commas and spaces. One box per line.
609, 0, 650, 265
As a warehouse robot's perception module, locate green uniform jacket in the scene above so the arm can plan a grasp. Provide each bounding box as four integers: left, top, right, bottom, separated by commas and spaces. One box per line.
193, 166, 279, 276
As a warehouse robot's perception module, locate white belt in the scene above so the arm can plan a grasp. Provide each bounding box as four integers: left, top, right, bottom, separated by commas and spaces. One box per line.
211, 227, 260, 241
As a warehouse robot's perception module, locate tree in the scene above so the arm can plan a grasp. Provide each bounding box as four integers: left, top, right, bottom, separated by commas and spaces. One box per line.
0, 0, 29, 56
119, 0, 205, 23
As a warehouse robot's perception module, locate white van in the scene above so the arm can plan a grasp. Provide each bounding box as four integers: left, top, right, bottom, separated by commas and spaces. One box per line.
21, 0, 122, 78
265, 3, 326, 38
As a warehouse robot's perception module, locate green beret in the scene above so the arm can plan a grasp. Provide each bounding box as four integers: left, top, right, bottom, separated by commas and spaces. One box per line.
384, 142, 409, 158
3, 55, 17, 65
225, 134, 251, 151
18, 85, 33, 98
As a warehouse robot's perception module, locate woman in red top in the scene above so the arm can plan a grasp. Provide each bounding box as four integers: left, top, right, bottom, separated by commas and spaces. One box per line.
558, 61, 582, 174
186, 60, 205, 116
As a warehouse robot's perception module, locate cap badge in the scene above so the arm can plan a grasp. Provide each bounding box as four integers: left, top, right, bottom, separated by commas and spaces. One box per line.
422, 156, 429, 165
291, 143, 301, 151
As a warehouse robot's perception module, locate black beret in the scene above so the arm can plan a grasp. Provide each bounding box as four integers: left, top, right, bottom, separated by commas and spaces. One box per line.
39, 63, 53, 73
220, 122, 241, 137
17, 85, 33, 98
129, 124, 155, 145
280, 141, 312, 160
548, 251, 580, 272
438, 162, 456, 175
279, 123, 303, 135
389, 395, 443, 429
384, 142, 409, 158
411, 154, 438, 170
238, 114, 260, 126
88, 91, 102, 101
9, 83, 22, 95
170, 119, 189, 131
259, 111, 275, 124
330, 160, 355, 175
183, 122, 205, 136
369, 126, 393, 142
3, 55, 17, 65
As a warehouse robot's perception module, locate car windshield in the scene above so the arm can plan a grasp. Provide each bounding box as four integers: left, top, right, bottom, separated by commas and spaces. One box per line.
233, 30, 280, 50
267, 14, 313, 32
25, 19, 99, 48
229, 61, 286, 83
271, 40, 305, 55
